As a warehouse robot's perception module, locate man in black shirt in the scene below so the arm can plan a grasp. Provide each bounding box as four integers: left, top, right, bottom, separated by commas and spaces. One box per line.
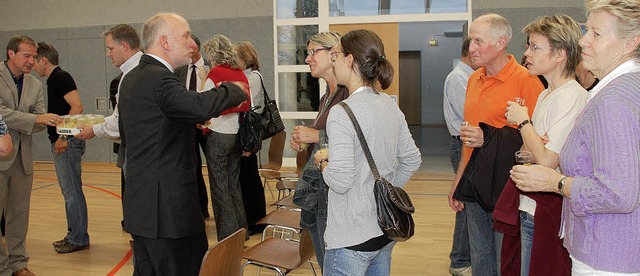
34, 42, 88, 254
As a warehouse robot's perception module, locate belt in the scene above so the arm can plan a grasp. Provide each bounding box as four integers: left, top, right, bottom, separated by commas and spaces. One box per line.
452, 136, 461, 140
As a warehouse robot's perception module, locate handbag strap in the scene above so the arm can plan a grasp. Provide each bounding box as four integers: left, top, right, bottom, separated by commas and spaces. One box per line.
338, 102, 382, 180
255, 71, 273, 104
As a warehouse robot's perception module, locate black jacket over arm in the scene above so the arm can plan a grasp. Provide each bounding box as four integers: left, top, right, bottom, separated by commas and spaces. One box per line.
453, 123, 522, 212
118, 54, 246, 239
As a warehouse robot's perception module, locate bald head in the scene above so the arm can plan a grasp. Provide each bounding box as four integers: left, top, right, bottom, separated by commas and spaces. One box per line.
142, 13, 195, 68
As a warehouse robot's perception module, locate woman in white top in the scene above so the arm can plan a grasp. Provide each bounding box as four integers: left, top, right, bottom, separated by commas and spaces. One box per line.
504, 14, 588, 275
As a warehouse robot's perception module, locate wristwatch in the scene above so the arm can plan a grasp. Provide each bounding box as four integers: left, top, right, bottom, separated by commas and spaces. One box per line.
557, 175, 567, 196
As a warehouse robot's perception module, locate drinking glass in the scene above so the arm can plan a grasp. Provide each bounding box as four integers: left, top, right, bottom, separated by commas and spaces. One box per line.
515, 150, 533, 165
297, 119, 308, 151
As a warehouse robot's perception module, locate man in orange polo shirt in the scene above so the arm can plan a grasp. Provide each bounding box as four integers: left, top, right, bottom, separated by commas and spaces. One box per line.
447, 13, 543, 276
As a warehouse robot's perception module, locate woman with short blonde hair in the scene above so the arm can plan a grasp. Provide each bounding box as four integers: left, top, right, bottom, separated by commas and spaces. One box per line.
511, 1, 640, 274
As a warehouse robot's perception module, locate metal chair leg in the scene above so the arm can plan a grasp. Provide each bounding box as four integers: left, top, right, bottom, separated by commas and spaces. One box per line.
262, 177, 276, 199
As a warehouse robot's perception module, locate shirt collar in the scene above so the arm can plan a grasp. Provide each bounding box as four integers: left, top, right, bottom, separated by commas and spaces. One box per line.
4, 61, 23, 81
589, 59, 640, 100
192, 56, 205, 68
46, 66, 62, 84
146, 53, 173, 72
458, 61, 475, 75
474, 55, 518, 83
119, 51, 143, 74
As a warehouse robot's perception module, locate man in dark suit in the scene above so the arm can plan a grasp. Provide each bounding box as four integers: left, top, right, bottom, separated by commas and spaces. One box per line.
118, 13, 247, 275
174, 34, 210, 219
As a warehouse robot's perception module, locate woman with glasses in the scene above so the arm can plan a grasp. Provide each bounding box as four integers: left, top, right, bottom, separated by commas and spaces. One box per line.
291, 31, 349, 269
313, 29, 421, 275
511, 0, 640, 274
499, 14, 588, 275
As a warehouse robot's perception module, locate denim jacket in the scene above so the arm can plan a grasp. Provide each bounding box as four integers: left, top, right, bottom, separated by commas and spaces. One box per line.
293, 130, 329, 229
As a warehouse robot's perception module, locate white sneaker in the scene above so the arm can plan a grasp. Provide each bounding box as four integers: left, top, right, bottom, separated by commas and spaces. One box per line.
449, 266, 472, 276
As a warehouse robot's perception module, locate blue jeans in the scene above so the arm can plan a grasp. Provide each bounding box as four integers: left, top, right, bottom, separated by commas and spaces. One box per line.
449, 137, 462, 172
309, 188, 328, 268
465, 201, 502, 276
52, 137, 88, 246
450, 208, 471, 269
323, 241, 396, 276
520, 211, 534, 276
205, 131, 247, 241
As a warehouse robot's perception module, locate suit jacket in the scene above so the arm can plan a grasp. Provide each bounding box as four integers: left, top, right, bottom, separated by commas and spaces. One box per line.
118, 55, 246, 239
0, 63, 46, 173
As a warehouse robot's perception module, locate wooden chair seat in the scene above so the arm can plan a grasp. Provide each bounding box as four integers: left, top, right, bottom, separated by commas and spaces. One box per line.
271, 194, 299, 209
276, 179, 298, 200
257, 208, 301, 230
242, 238, 302, 270
259, 170, 299, 180
241, 230, 317, 275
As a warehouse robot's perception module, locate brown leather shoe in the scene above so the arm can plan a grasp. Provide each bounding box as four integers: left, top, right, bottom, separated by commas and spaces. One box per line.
12, 268, 35, 276
52, 237, 68, 247
54, 240, 89, 254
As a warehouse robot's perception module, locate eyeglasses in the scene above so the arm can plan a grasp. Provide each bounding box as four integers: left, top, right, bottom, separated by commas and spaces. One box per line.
307, 47, 330, 56
330, 51, 346, 63
524, 44, 554, 53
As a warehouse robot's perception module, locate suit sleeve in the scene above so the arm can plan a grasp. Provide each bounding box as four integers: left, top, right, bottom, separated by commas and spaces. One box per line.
156, 71, 247, 124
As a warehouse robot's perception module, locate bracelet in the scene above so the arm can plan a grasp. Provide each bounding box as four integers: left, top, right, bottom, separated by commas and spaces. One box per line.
518, 119, 532, 131
557, 175, 567, 196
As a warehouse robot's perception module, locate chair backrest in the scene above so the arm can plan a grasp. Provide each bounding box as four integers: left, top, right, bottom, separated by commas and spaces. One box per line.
199, 228, 246, 276
298, 230, 316, 265
263, 131, 286, 170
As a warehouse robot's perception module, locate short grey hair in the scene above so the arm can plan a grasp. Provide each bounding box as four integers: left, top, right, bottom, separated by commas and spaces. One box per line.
476, 13, 512, 45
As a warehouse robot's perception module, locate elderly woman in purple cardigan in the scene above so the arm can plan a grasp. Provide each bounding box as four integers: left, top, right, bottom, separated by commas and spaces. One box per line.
509, 0, 640, 275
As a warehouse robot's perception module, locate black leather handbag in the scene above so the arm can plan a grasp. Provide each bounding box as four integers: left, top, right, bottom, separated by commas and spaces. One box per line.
256, 72, 284, 140
339, 102, 415, 242
238, 106, 263, 154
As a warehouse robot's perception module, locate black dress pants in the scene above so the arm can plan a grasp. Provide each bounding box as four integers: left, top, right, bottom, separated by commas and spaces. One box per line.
132, 231, 208, 276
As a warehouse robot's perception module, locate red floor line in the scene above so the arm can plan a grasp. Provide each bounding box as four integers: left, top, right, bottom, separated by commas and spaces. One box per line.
107, 249, 133, 276
81, 183, 128, 274
83, 183, 122, 199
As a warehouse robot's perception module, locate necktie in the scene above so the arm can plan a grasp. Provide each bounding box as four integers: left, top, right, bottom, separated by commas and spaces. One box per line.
189, 64, 197, 91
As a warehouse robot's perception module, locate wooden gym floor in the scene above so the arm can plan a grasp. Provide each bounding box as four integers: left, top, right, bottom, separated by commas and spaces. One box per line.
15, 160, 456, 275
